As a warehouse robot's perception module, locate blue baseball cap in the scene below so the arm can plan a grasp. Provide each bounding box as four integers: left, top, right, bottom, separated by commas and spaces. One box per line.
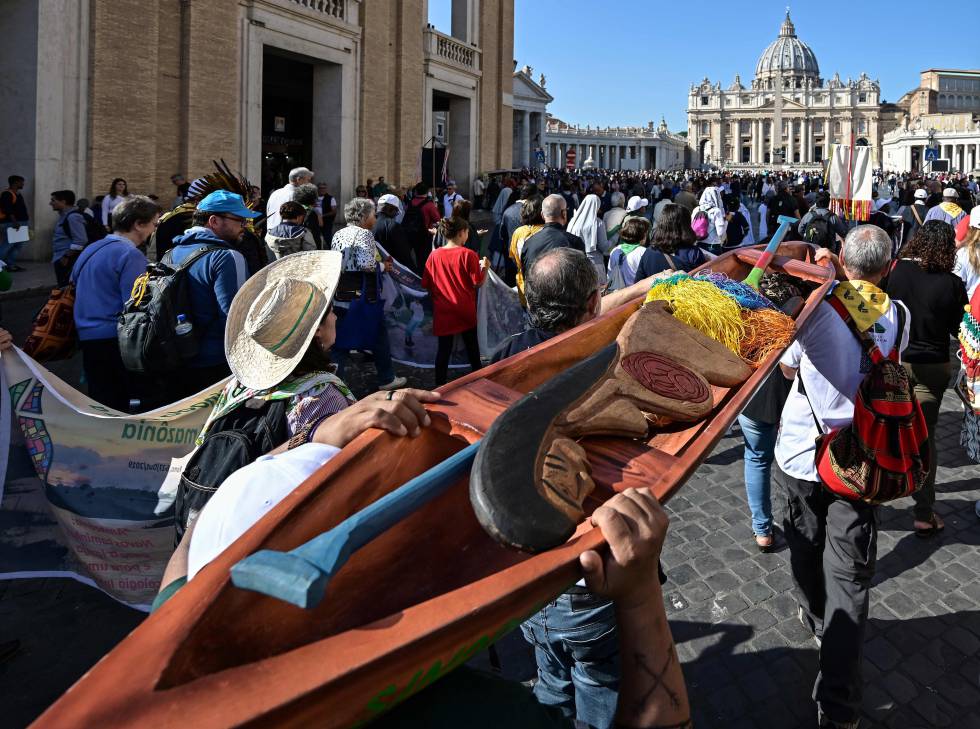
197, 190, 261, 218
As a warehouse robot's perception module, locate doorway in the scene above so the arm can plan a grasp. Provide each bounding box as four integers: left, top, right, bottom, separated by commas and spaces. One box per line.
262, 51, 314, 197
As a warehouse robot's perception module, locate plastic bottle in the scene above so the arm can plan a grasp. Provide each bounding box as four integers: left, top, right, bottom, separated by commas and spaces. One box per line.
174, 314, 198, 360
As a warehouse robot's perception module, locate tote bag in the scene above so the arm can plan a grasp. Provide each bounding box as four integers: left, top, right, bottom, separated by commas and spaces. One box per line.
334, 270, 385, 351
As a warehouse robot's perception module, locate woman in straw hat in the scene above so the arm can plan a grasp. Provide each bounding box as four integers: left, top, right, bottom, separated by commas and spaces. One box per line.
204, 249, 356, 443
171, 249, 432, 555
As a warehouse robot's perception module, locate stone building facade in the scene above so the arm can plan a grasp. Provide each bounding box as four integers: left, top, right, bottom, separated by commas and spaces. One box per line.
686, 11, 882, 169
0, 0, 515, 260
511, 65, 552, 169
881, 69, 980, 173
544, 118, 687, 172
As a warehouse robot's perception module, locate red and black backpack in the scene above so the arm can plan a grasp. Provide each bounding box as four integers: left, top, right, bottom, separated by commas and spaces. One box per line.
810, 297, 929, 503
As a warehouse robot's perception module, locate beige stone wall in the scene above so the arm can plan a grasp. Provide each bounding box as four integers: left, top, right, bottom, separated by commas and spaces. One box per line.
87, 0, 512, 201
480, 0, 515, 172
88, 0, 239, 201
359, 0, 426, 191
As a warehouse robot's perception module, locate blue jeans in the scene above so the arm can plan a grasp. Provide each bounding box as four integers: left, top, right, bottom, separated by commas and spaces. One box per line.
520, 591, 619, 729
0, 222, 27, 267
738, 413, 777, 536
332, 306, 396, 388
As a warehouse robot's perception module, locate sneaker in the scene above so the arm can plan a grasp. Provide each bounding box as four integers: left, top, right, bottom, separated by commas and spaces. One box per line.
798, 605, 822, 648
378, 376, 407, 391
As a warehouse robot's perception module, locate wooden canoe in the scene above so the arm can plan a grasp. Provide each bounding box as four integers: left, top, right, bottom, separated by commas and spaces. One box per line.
33, 243, 834, 729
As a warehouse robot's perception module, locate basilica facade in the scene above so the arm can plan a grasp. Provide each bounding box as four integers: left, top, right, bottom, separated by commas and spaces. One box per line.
687, 12, 882, 169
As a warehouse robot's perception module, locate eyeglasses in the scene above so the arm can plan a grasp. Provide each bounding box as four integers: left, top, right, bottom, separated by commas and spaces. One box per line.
216, 214, 247, 226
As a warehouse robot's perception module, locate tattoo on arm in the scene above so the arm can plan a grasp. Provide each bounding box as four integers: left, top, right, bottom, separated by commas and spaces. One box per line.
633, 646, 682, 714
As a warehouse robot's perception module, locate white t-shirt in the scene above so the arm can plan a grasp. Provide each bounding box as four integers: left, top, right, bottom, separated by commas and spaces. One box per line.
954, 246, 980, 300
774, 296, 910, 481
265, 184, 297, 230
187, 443, 340, 579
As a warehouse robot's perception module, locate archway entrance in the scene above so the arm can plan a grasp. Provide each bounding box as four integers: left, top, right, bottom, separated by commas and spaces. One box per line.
699, 139, 712, 166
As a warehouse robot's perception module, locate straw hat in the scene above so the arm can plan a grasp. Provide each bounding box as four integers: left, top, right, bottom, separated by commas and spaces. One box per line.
225, 250, 342, 390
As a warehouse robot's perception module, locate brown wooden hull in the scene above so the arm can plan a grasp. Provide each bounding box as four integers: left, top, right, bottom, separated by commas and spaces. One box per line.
32, 243, 833, 728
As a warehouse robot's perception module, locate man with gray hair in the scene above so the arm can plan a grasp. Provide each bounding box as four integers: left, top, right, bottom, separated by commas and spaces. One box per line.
674, 181, 698, 211
518, 194, 585, 278
491, 246, 634, 728
491, 247, 599, 363
266, 166, 315, 229
602, 191, 627, 248
775, 225, 908, 729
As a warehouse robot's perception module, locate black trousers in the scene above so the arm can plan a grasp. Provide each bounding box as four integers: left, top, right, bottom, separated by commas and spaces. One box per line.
165, 362, 231, 404
80, 338, 135, 412
435, 327, 481, 386
776, 467, 877, 724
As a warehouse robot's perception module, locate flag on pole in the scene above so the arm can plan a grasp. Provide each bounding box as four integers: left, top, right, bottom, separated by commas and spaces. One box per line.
826, 143, 872, 221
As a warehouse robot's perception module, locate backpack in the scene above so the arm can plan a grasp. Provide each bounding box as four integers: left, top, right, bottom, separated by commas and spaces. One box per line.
174, 397, 289, 545
23, 239, 114, 361
726, 212, 749, 247
691, 209, 709, 240
805, 297, 929, 504
803, 212, 835, 250
401, 200, 427, 246
956, 287, 980, 413
62, 210, 106, 245
117, 245, 220, 374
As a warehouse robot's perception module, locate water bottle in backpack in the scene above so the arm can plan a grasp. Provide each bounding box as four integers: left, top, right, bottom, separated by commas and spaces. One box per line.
174, 314, 198, 360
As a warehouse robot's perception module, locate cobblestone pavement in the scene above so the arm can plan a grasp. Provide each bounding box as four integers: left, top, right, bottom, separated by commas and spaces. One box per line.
665, 387, 980, 729
4, 344, 980, 727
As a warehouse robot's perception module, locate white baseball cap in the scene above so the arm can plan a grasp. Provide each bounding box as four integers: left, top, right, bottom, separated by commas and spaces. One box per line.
972, 205, 980, 229
943, 187, 958, 198
626, 195, 649, 212
377, 193, 403, 211
913, 189, 928, 200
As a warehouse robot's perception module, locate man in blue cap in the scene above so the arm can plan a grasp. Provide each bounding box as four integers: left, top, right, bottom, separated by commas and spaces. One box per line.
164, 190, 260, 401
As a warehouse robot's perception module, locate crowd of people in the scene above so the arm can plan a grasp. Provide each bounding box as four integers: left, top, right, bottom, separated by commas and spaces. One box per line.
2, 158, 980, 728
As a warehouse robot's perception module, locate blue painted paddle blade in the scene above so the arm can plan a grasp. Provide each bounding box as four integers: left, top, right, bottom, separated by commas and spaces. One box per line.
230, 441, 481, 609
230, 550, 329, 609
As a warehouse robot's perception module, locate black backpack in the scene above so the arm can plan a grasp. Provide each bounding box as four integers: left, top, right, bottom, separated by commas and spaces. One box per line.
62, 210, 106, 245
804, 212, 835, 249
174, 398, 290, 545
117, 245, 220, 374
726, 212, 749, 246
401, 200, 427, 245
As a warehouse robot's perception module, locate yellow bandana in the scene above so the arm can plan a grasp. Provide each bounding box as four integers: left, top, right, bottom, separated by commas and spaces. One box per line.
940, 201, 964, 218
832, 280, 891, 332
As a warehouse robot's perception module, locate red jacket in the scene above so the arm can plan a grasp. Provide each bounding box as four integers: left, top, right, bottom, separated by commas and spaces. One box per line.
411, 195, 441, 230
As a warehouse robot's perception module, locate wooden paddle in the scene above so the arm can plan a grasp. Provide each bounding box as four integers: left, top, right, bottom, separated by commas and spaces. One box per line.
230, 440, 481, 609
743, 214, 799, 289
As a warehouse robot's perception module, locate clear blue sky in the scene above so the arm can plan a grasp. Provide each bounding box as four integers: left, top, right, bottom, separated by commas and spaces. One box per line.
428, 0, 980, 133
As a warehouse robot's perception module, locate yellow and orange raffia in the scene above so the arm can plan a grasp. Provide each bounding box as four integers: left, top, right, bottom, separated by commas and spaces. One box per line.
644, 274, 745, 354
739, 308, 796, 368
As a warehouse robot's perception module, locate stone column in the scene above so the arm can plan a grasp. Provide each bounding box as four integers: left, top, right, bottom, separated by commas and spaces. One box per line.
769, 120, 776, 165
803, 119, 810, 163
787, 118, 795, 165
753, 119, 761, 164
518, 111, 531, 167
